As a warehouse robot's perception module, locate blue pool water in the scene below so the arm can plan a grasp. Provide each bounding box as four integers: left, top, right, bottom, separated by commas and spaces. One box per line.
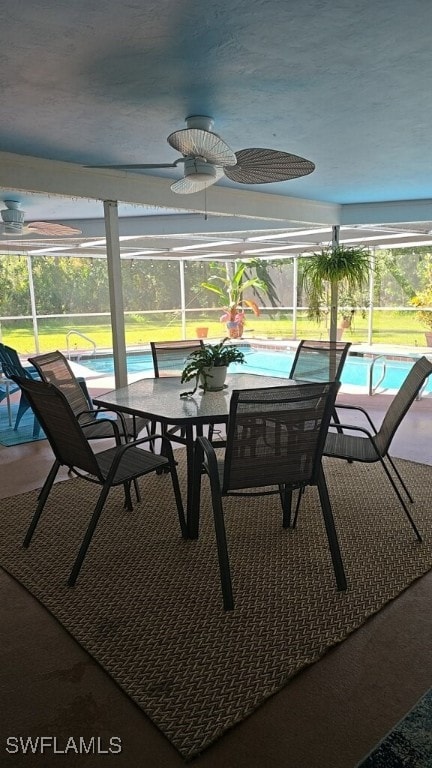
77, 346, 432, 393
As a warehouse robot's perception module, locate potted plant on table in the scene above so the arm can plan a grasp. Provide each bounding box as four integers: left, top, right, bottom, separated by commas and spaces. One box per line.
180, 338, 245, 397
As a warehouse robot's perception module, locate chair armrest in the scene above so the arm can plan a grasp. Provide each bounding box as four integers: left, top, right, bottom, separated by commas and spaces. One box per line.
104, 431, 175, 481
77, 406, 131, 439
197, 435, 217, 455
327, 421, 380, 455
333, 403, 379, 434
196, 435, 220, 475
80, 414, 122, 443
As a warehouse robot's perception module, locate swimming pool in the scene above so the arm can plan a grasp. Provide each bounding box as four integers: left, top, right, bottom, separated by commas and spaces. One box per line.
76, 345, 432, 394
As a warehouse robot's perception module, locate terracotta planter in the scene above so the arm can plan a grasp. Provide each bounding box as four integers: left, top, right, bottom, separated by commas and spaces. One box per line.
226, 321, 244, 339
195, 327, 209, 339
425, 331, 432, 346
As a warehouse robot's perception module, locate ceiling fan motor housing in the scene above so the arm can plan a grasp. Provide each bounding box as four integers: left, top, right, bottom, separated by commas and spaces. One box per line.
183, 157, 217, 181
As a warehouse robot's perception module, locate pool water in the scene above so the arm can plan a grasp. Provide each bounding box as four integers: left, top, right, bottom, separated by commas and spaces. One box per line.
77, 346, 432, 393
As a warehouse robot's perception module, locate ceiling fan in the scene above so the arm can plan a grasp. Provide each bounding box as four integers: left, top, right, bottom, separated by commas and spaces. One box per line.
88, 115, 315, 195
0, 200, 82, 237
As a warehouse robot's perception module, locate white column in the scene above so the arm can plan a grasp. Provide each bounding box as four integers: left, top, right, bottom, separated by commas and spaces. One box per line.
329, 225, 340, 342
368, 250, 375, 345
26, 254, 40, 353
292, 256, 298, 339
104, 200, 127, 388
179, 259, 186, 338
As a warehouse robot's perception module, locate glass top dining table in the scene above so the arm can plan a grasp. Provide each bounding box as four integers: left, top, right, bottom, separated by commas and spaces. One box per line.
93, 372, 292, 534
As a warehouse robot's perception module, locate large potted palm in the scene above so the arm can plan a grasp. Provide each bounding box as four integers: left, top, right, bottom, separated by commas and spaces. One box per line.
301, 244, 371, 342
200, 261, 277, 338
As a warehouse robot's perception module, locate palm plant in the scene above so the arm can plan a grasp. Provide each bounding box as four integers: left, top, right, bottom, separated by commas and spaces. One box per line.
200, 260, 277, 337
301, 245, 371, 341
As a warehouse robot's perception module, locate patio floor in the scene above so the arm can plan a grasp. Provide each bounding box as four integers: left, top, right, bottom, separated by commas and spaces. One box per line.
0, 384, 431, 767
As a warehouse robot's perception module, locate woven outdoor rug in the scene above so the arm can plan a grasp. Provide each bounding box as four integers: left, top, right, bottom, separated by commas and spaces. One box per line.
1, 454, 432, 759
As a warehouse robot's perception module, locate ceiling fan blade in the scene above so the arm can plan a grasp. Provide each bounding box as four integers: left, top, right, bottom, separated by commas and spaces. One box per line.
224, 148, 315, 183
168, 129, 236, 166
85, 162, 180, 170
26, 222, 82, 236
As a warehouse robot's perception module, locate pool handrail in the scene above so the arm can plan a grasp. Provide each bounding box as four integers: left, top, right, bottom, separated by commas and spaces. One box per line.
66, 330, 97, 359
368, 355, 387, 395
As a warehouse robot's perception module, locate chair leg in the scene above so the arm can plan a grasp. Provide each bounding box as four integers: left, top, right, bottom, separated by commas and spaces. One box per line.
168, 462, 187, 539
317, 467, 347, 592
385, 454, 414, 503
280, 485, 293, 528
23, 460, 60, 547
68, 483, 111, 586
209, 475, 234, 611
291, 487, 304, 529
123, 481, 133, 510
133, 478, 141, 503
378, 457, 422, 541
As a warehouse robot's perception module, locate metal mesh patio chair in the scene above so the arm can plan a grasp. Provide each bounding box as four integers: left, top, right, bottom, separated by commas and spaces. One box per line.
150, 339, 218, 442
150, 339, 205, 377
12, 375, 186, 586
29, 350, 150, 442
0, 376, 19, 408
190, 380, 346, 610
323, 355, 432, 541
0, 342, 41, 437
289, 339, 351, 383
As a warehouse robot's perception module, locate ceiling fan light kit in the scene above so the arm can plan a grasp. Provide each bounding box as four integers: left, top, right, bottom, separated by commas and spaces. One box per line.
88, 115, 315, 195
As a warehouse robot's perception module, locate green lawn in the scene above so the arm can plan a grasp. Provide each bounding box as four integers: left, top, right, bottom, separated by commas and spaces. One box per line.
0, 310, 429, 355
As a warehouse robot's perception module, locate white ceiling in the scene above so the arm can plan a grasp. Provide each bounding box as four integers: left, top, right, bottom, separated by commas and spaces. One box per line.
1, 0, 432, 258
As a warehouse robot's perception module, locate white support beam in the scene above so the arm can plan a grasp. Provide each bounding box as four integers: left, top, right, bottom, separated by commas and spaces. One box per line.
341, 199, 432, 225
45, 215, 313, 239
0, 151, 340, 225
104, 200, 127, 388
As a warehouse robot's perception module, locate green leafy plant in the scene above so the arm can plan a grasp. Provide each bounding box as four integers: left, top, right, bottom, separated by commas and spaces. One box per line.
180, 338, 245, 397
301, 245, 371, 341
410, 287, 432, 330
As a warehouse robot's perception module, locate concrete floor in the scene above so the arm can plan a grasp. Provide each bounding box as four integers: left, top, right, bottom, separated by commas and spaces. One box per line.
1, 387, 432, 767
